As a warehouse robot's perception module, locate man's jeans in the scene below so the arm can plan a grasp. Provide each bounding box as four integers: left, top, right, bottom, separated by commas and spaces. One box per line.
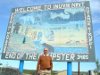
39, 70, 51, 75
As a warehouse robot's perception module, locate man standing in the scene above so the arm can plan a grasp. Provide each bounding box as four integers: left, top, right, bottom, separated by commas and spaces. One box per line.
37, 48, 53, 75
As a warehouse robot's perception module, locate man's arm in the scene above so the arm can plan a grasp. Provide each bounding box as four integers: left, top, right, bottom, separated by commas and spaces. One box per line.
50, 57, 53, 70
37, 63, 40, 72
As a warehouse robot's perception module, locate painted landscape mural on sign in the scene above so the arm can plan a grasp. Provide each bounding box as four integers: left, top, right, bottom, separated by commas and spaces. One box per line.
2, 1, 95, 61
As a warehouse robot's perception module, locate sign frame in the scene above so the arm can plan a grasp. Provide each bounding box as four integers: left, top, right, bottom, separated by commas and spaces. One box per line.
2, 1, 95, 61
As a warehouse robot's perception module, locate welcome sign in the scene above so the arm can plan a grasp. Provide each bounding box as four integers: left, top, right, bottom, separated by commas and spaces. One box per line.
2, 1, 95, 61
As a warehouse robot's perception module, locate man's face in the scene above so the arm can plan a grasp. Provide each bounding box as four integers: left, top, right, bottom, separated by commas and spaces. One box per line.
44, 48, 48, 54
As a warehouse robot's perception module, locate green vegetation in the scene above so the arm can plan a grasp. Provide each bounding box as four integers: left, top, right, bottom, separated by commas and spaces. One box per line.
24, 69, 35, 74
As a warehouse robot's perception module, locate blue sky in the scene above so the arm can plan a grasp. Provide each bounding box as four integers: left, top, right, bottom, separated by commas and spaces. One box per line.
0, 0, 100, 71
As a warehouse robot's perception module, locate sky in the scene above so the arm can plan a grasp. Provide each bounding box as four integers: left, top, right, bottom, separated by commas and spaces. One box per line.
0, 0, 100, 72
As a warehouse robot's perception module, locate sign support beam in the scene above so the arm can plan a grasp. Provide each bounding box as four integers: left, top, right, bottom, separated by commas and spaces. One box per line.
19, 60, 24, 75
67, 62, 72, 75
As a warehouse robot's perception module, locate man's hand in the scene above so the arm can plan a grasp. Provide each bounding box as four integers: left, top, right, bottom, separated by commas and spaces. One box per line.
36, 70, 41, 75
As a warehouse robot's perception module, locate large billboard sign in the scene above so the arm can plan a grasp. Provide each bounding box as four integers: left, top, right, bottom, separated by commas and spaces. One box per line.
2, 1, 95, 61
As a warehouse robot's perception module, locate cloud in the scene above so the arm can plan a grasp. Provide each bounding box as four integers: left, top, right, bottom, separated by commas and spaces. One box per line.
50, 12, 70, 19
90, 0, 100, 13
0, 0, 37, 8
92, 16, 100, 24
94, 29, 100, 37
64, 8, 84, 14
19, 15, 35, 25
